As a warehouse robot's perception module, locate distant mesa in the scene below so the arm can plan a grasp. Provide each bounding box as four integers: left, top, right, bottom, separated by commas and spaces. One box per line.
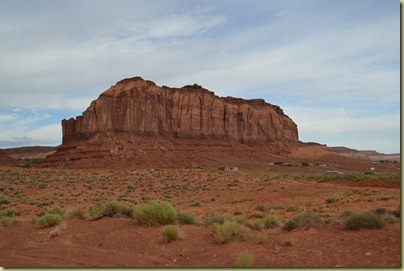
62, 76, 298, 145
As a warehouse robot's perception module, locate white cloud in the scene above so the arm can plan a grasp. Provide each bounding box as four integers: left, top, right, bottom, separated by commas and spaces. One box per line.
145, 13, 226, 39
27, 124, 62, 145
284, 105, 400, 153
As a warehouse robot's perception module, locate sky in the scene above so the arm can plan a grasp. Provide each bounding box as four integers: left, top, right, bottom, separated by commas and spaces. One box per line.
0, 0, 400, 154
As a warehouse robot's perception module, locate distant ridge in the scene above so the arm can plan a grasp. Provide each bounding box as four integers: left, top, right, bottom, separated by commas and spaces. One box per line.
329, 146, 400, 162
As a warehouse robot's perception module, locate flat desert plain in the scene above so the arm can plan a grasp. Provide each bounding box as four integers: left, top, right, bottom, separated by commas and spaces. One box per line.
0, 156, 400, 267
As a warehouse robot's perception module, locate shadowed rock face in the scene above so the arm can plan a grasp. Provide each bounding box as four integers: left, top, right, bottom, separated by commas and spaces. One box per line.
62, 76, 298, 144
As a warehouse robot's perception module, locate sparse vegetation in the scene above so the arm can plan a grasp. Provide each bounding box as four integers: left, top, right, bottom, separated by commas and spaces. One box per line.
0, 165, 399, 266
364, 170, 375, 175
261, 214, 279, 229
161, 225, 180, 242
177, 211, 195, 225
235, 251, 254, 267
286, 205, 299, 212
214, 221, 248, 244
325, 197, 338, 204
135, 200, 176, 226
89, 200, 136, 219
343, 211, 385, 230
204, 214, 233, 226
64, 205, 87, 219
47, 206, 64, 216
190, 201, 201, 207
0, 208, 20, 218
38, 214, 62, 228
282, 212, 322, 231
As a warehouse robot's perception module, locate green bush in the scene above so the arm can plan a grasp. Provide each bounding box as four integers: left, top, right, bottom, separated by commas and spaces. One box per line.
325, 197, 338, 204
286, 205, 299, 212
282, 220, 298, 232
214, 221, 248, 244
64, 205, 87, 219
38, 214, 62, 228
364, 170, 375, 175
391, 209, 400, 218
161, 225, 180, 242
255, 205, 266, 212
246, 219, 264, 230
177, 211, 195, 225
47, 206, 63, 216
341, 210, 353, 218
190, 201, 201, 207
235, 251, 254, 267
0, 208, 20, 217
343, 211, 385, 230
282, 212, 322, 231
0, 197, 10, 205
248, 211, 265, 218
261, 214, 279, 229
203, 214, 233, 226
135, 200, 176, 226
373, 208, 386, 215
89, 200, 136, 219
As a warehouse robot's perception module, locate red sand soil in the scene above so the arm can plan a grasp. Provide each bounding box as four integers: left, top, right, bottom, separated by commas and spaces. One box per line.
0, 151, 400, 267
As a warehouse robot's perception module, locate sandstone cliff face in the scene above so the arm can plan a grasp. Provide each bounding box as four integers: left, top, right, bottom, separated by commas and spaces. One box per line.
62, 77, 298, 144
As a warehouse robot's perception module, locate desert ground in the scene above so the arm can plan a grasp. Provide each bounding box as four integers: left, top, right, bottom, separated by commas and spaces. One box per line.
0, 146, 400, 268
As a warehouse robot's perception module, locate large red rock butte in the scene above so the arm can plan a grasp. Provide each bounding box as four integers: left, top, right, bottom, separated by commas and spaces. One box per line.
62, 76, 298, 144
43, 76, 302, 169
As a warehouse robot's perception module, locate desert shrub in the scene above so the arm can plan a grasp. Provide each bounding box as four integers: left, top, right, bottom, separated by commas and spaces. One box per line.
364, 170, 375, 175
282, 220, 298, 232
190, 201, 201, 207
255, 232, 267, 244
325, 197, 338, 204
161, 225, 180, 242
0, 215, 21, 227
324, 218, 338, 224
270, 205, 285, 210
343, 211, 385, 230
177, 211, 195, 225
341, 210, 353, 218
203, 214, 233, 226
246, 219, 264, 230
261, 214, 279, 229
64, 205, 87, 219
373, 208, 386, 215
255, 205, 266, 212
0, 197, 10, 205
248, 211, 265, 218
89, 200, 136, 219
382, 214, 399, 224
282, 212, 322, 231
391, 209, 400, 218
235, 251, 254, 267
0, 208, 20, 217
214, 221, 248, 244
38, 214, 62, 228
47, 206, 63, 216
286, 205, 299, 212
135, 200, 176, 226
